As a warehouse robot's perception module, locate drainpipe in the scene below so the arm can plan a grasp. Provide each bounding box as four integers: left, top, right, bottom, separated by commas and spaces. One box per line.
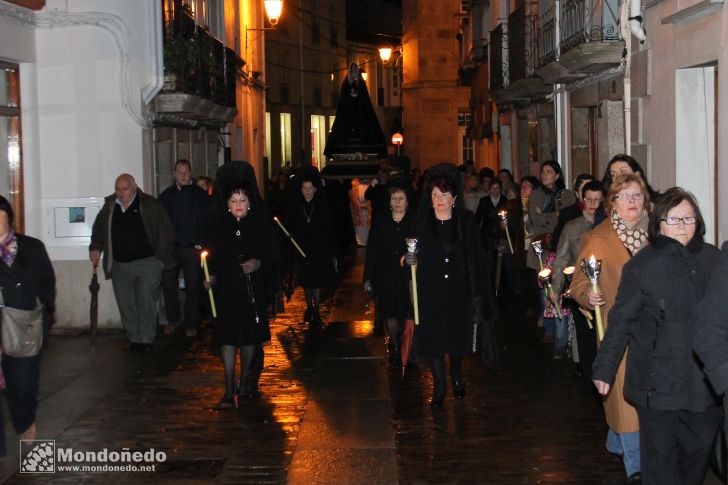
554, 0, 569, 180
142, 0, 164, 106
622, 0, 646, 155
629, 0, 647, 42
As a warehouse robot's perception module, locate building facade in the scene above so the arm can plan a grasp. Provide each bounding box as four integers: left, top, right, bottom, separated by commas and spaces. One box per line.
263, 0, 347, 177
401, 0, 472, 171
0, 0, 268, 327
462, 0, 726, 242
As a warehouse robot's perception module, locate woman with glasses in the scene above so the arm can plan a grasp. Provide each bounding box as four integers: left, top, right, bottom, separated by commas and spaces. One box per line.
570, 173, 650, 483
588, 187, 720, 485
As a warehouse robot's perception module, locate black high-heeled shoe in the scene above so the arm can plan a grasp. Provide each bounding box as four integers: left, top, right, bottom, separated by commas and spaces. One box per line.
453, 380, 466, 400
217, 395, 234, 409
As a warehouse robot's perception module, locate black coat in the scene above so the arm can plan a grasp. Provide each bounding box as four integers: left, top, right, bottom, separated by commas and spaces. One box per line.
592, 235, 719, 411
413, 213, 493, 358
476, 195, 508, 252
158, 182, 210, 247
363, 212, 415, 320
695, 241, 728, 395
206, 211, 272, 346
287, 194, 338, 288
0, 234, 55, 313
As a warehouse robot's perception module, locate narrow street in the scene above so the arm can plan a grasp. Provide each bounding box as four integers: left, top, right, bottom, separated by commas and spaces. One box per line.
0, 249, 710, 483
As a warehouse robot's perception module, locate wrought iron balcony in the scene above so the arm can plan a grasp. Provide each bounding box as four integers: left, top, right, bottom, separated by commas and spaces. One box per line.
536, 0, 623, 83
508, 2, 540, 83
540, 4, 557, 65
489, 23, 507, 91
156, 0, 240, 123
560, 0, 620, 52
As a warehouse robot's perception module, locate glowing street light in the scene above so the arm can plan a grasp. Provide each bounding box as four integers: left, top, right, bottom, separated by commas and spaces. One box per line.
264, 0, 283, 25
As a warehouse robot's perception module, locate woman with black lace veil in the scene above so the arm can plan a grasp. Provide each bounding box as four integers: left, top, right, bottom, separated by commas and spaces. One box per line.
205, 162, 275, 407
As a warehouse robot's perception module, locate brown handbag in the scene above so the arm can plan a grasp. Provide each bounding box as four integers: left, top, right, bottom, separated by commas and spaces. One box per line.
0, 289, 43, 358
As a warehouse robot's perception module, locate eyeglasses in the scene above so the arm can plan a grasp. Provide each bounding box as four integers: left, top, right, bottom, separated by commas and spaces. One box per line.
661, 216, 697, 226
583, 197, 603, 204
613, 192, 644, 202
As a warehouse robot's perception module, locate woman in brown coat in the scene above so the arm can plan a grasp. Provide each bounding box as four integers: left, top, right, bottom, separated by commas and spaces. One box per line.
571, 173, 650, 483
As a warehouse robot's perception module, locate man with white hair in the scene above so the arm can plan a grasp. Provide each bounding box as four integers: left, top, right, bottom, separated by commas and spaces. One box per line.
89, 174, 174, 352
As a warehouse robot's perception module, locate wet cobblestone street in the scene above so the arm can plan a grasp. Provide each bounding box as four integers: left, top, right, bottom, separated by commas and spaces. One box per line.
0, 249, 720, 483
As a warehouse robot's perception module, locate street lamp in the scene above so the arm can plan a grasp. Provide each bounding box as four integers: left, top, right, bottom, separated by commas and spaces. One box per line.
379, 45, 402, 65
263, 0, 283, 25
379, 46, 393, 64
246, 0, 284, 51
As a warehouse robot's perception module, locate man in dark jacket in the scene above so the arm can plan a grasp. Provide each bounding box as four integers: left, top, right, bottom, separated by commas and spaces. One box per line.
158, 160, 211, 338
89, 174, 174, 352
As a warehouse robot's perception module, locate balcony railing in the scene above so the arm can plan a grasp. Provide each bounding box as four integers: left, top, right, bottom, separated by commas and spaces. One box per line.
560, 0, 620, 53
508, 3, 540, 83
163, 0, 238, 108
489, 23, 507, 90
540, 4, 557, 65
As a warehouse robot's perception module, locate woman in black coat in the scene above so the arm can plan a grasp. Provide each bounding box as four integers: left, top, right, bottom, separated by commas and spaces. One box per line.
0, 196, 55, 452
363, 180, 415, 359
406, 164, 494, 408
592, 188, 720, 485
287, 173, 338, 324
205, 184, 273, 407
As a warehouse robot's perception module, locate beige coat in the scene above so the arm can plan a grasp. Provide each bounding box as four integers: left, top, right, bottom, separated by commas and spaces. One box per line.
571, 221, 639, 433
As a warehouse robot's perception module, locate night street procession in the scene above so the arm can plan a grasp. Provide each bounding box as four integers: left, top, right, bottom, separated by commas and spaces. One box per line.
0, 0, 727, 483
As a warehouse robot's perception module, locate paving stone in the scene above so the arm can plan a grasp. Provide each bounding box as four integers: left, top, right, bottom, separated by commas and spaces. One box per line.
1, 249, 721, 484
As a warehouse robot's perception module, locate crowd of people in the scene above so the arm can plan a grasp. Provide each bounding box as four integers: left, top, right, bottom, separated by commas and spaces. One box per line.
357, 154, 728, 485
3, 152, 728, 485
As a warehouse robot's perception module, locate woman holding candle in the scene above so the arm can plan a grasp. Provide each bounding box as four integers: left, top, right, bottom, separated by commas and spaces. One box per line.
363, 179, 415, 361
528, 160, 576, 348
205, 168, 274, 408
571, 173, 650, 482
590, 188, 720, 485
287, 168, 338, 325
405, 164, 495, 408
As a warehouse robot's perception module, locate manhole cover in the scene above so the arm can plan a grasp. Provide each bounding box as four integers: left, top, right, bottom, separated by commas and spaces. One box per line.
156, 458, 226, 478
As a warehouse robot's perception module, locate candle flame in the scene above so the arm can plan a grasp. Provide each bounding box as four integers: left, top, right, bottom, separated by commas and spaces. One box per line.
201, 251, 208, 258
563, 266, 575, 275
273, 216, 280, 222
538, 268, 552, 278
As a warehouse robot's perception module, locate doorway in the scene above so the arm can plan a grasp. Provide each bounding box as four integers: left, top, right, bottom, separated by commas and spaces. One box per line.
675, 64, 718, 244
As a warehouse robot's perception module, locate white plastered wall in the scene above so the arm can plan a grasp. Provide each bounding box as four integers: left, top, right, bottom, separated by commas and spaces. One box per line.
640, 3, 728, 242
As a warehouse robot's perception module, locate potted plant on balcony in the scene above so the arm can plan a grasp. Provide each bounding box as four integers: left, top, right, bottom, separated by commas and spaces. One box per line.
162, 3, 198, 92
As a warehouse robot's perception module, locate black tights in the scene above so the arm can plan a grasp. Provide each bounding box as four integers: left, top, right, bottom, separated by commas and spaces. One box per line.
429, 355, 463, 399
220, 344, 263, 398
385, 318, 400, 347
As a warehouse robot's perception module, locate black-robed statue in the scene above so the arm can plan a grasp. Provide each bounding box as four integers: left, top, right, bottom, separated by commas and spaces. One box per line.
324, 63, 387, 158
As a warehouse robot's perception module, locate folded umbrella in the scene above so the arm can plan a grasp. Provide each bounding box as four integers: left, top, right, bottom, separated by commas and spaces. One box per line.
89, 263, 100, 349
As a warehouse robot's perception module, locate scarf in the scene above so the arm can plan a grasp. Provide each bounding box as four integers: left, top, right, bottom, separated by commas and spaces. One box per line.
541, 186, 557, 213
610, 210, 648, 255
0, 229, 17, 267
